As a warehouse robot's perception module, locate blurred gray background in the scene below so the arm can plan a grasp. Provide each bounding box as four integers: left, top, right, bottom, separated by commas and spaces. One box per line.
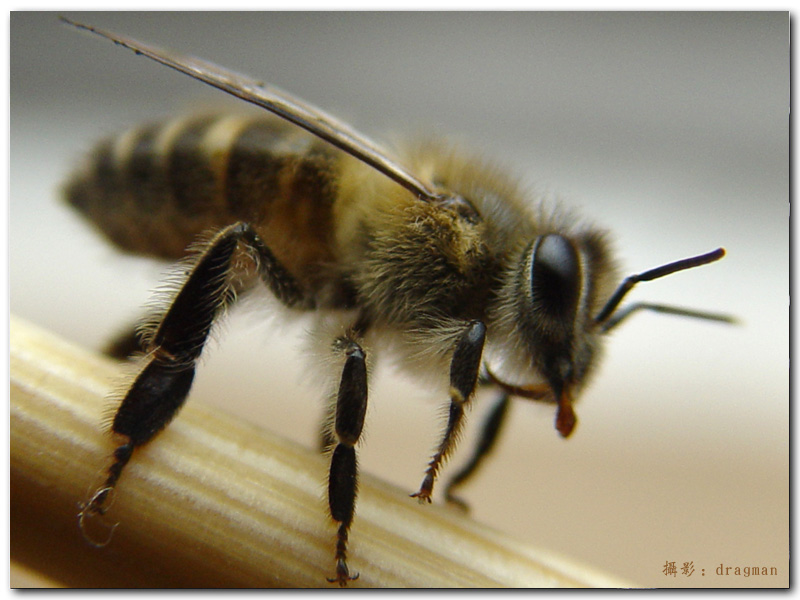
11, 12, 787, 587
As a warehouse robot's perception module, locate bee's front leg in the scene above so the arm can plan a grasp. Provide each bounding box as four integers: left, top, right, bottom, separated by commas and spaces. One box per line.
412, 320, 486, 503
444, 391, 510, 510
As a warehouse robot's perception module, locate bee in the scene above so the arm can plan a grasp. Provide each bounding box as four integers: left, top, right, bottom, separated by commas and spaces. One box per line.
63, 18, 733, 587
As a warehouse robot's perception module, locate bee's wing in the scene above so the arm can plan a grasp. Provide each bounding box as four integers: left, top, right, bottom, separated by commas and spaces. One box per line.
62, 17, 438, 201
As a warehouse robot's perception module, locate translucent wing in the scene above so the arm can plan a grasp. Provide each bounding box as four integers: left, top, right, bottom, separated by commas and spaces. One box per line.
62, 17, 438, 201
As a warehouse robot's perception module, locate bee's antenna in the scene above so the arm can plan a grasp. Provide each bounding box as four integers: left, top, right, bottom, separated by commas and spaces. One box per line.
594, 247, 727, 327
599, 301, 738, 332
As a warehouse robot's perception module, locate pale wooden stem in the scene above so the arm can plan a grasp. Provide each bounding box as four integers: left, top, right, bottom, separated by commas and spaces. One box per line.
10, 315, 628, 588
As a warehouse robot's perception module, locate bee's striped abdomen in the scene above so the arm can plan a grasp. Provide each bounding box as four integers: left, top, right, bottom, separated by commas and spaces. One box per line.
66, 115, 341, 284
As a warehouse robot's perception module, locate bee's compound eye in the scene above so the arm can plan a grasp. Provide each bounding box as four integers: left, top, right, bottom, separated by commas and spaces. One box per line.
530, 234, 581, 319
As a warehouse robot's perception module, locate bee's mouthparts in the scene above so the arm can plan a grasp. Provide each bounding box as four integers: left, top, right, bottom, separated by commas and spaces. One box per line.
485, 367, 577, 438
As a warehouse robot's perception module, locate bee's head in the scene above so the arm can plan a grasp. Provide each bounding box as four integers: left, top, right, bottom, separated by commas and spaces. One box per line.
509, 233, 609, 437
488, 233, 728, 439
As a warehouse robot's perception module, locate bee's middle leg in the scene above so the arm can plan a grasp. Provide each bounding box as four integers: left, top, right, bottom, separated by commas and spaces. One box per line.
325, 329, 368, 586
318, 418, 336, 453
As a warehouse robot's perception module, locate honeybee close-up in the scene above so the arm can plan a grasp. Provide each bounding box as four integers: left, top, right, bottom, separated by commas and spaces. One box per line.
10, 12, 787, 588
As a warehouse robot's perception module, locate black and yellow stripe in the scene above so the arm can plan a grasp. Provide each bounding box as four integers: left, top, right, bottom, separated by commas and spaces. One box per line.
65, 115, 341, 266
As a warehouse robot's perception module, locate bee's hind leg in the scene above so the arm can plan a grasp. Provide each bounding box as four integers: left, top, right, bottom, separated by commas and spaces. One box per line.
80, 222, 311, 540
103, 323, 147, 360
